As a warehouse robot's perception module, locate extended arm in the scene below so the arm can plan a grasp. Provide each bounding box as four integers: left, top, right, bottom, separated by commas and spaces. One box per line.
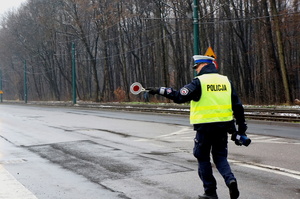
147, 78, 202, 104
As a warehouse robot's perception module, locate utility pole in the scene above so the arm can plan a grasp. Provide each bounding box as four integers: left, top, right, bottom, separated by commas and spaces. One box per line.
72, 42, 77, 104
193, 0, 200, 76
24, 60, 27, 103
193, 0, 200, 56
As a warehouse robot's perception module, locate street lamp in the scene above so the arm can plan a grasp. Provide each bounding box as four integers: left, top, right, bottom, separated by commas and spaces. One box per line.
193, 0, 200, 55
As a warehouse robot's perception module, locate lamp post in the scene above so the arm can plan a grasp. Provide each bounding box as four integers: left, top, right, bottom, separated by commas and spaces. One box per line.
24, 60, 27, 103
72, 42, 77, 104
193, 0, 200, 77
193, 0, 200, 55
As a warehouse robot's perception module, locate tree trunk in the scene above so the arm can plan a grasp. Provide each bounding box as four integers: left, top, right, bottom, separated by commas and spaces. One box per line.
269, 0, 291, 104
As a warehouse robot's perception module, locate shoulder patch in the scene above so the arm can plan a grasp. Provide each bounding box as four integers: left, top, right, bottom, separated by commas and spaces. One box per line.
180, 87, 189, 96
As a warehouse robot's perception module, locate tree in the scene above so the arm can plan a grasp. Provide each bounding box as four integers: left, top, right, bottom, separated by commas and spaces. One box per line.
0, 0, 298, 104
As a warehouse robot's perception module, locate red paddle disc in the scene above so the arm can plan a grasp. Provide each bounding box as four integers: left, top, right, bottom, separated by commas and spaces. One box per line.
130, 82, 145, 95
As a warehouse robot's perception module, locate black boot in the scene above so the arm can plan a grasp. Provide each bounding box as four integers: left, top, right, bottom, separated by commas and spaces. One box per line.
228, 180, 239, 199
198, 192, 218, 199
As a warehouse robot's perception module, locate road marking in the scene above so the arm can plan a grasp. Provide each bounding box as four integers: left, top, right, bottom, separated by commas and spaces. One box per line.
137, 131, 300, 145
0, 165, 38, 199
155, 127, 192, 138
249, 135, 300, 144
230, 160, 300, 180
0, 159, 27, 165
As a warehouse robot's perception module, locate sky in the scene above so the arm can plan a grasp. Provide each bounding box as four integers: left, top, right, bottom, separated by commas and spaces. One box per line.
0, 0, 27, 17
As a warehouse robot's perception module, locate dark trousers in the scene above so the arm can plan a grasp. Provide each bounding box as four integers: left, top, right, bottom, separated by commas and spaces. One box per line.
193, 123, 236, 193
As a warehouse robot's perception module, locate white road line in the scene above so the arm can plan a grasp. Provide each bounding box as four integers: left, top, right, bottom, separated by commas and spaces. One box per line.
155, 127, 192, 138
229, 160, 300, 180
0, 165, 38, 199
250, 136, 270, 140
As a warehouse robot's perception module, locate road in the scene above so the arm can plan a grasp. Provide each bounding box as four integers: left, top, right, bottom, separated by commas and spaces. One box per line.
0, 104, 299, 199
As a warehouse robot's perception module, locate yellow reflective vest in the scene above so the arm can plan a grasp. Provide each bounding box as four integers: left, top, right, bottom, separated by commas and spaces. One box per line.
190, 74, 233, 124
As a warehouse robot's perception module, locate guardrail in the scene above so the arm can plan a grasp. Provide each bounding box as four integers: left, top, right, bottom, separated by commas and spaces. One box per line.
1, 101, 300, 122
77, 102, 300, 122
243, 107, 300, 122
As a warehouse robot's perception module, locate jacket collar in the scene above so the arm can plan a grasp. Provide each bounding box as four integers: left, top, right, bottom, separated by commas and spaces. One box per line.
198, 64, 218, 76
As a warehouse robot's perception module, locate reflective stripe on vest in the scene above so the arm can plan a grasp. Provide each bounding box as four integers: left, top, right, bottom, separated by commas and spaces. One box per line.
190, 74, 233, 124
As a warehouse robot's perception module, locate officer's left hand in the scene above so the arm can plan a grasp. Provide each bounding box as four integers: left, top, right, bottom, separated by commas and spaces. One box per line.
231, 132, 243, 146
235, 140, 243, 146
237, 122, 247, 135
227, 121, 237, 134
146, 87, 160, 95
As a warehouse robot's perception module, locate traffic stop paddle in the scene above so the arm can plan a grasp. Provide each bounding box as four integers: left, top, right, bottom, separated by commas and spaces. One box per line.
130, 82, 146, 95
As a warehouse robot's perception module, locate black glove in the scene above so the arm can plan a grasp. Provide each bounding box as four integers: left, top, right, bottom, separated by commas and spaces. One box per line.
237, 122, 247, 135
146, 87, 160, 95
231, 122, 250, 146
231, 132, 242, 146
227, 120, 237, 134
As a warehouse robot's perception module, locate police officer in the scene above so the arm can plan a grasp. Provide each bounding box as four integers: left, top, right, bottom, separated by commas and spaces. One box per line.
147, 55, 247, 199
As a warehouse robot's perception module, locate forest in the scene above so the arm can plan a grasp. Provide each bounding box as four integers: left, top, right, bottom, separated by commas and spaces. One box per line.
0, 0, 299, 105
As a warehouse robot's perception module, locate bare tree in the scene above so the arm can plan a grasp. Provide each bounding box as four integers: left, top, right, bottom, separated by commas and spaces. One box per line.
0, 0, 298, 104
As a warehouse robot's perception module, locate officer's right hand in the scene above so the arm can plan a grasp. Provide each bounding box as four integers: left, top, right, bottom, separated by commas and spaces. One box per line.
146, 88, 159, 95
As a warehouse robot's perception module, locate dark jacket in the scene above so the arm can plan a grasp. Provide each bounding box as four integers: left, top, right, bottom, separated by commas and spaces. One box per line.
160, 64, 246, 128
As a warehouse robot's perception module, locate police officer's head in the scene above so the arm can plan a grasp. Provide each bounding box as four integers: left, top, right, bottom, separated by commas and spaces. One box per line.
192, 55, 215, 70
192, 55, 215, 73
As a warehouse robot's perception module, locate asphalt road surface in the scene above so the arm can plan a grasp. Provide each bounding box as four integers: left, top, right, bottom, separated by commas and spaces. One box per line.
0, 104, 299, 199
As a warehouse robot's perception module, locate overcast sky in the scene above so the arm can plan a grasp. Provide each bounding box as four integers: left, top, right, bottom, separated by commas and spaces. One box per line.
0, 0, 27, 17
